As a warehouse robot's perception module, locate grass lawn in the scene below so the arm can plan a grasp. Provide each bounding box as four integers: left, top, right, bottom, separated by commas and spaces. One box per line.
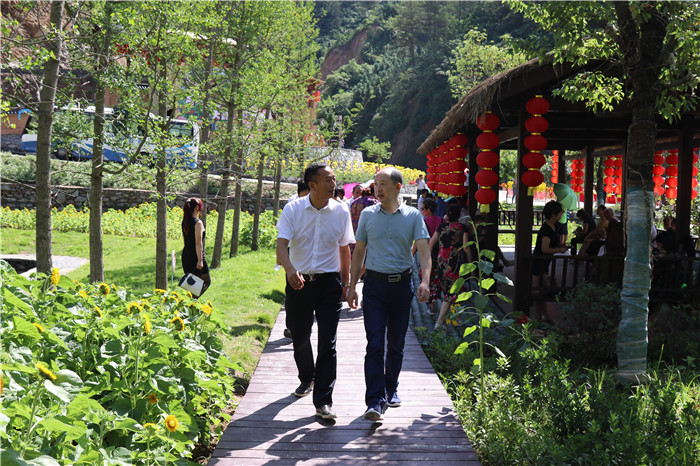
1, 228, 286, 387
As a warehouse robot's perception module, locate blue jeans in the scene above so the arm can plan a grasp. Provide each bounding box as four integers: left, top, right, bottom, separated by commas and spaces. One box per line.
362, 275, 414, 409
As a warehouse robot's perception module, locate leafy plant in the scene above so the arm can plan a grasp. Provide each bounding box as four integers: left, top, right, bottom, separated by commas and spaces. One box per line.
0, 261, 240, 464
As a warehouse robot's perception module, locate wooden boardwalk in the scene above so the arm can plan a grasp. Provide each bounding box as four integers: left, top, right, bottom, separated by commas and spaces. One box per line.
210, 285, 479, 465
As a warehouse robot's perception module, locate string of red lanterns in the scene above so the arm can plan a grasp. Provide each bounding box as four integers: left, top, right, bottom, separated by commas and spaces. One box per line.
570, 159, 585, 193
475, 112, 500, 212
665, 149, 679, 201
551, 150, 559, 184
522, 95, 549, 195
426, 133, 468, 197
692, 149, 699, 200
652, 151, 666, 197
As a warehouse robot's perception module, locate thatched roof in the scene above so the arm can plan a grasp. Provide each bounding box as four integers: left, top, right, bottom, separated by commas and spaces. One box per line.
418, 56, 558, 155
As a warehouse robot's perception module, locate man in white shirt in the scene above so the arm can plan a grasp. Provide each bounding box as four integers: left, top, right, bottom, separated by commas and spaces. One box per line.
276, 163, 355, 420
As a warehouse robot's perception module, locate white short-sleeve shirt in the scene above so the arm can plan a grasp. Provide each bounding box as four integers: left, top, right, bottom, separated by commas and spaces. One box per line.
277, 196, 355, 274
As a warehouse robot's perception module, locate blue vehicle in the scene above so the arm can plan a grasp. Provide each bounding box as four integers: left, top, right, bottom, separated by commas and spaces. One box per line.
21, 106, 199, 169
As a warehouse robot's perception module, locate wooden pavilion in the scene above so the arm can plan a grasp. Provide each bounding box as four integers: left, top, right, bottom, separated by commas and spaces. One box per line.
417, 56, 700, 314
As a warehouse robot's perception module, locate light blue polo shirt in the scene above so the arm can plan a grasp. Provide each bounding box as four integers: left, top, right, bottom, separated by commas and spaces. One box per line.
355, 203, 429, 274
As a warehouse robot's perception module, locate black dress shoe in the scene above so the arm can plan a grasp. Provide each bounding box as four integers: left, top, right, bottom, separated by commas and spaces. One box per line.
315, 404, 337, 419
294, 381, 314, 397
283, 328, 292, 338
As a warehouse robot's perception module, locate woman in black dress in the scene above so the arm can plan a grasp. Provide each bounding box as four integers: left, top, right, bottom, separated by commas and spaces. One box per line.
532, 200, 568, 321
181, 197, 210, 296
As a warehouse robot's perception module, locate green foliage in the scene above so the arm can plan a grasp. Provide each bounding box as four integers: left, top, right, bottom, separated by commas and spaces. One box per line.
1, 204, 280, 249
558, 283, 622, 367
0, 261, 239, 464
358, 136, 391, 163
447, 29, 528, 99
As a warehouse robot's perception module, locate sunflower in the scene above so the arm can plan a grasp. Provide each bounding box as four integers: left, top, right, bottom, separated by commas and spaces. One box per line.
144, 316, 152, 334
164, 414, 179, 432
143, 422, 159, 432
1, 375, 4, 396
148, 393, 158, 404
36, 362, 57, 381
170, 316, 185, 332
200, 304, 212, 316
127, 302, 142, 314
33, 322, 45, 333
154, 289, 166, 294
94, 306, 103, 318
50, 267, 60, 286
99, 283, 110, 295
79, 289, 89, 299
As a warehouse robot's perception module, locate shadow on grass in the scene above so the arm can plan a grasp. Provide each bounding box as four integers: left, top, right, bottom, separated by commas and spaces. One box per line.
229, 323, 269, 338
260, 289, 285, 304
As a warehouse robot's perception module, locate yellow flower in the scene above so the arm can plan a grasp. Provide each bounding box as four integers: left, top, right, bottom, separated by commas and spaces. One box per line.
143, 422, 159, 431
185, 291, 193, 299
127, 302, 142, 314
79, 289, 89, 299
164, 415, 179, 432
154, 289, 166, 294
200, 304, 212, 316
99, 283, 110, 295
170, 316, 185, 332
148, 393, 158, 404
171, 291, 180, 300
50, 268, 60, 286
36, 362, 57, 381
94, 306, 103, 318
0, 374, 4, 396
144, 316, 152, 334
33, 322, 45, 333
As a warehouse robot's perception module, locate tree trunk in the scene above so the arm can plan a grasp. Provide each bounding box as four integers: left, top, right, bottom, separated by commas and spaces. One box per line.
229, 109, 244, 258
89, 1, 112, 283
273, 158, 282, 219
35, 0, 65, 275
211, 99, 235, 269
252, 153, 265, 251
155, 65, 168, 290
90, 83, 106, 283
614, 1, 666, 384
198, 37, 215, 228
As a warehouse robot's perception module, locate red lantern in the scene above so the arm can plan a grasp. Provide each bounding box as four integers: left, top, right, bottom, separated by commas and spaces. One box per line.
526, 95, 550, 115
614, 168, 622, 177
476, 132, 500, 150
475, 169, 498, 187
524, 134, 547, 151
666, 177, 678, 188
604, 158, 614, 168
666, 166, 678, 177
604, 167, 614, 176
654, 155, 665, 165
693, 178, 699, 189
667, 153, 679, 165
475, 188, 497, 206
523, 152, 546, 169
692, 189, 698, 200
653, 176, 665, 186
666, 187, 677, 199
525, 116, 549, 133
522, 170, 544, 187
476, 113, 500, 131
652, 165, 665, 176
452, 133, 468, 146
693, 166, 699, 177
477, 150, 499, 168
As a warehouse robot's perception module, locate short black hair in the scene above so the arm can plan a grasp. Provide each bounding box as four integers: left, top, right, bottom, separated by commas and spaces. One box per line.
334, 188, 344, 198
297, 180, 309, 195
542, 200, 563, 220
446, 205, 461, 222
422, 198, 436, 213
304, 163, 328, 185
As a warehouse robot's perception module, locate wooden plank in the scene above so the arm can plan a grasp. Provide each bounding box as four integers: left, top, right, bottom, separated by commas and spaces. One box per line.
210, 282, 479, 464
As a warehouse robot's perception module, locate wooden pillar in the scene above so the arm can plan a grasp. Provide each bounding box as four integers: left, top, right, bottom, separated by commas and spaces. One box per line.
676, 117, 694, 240
468, 139, 479, 219
514, 105, 534, 316
584, 143, 594, 214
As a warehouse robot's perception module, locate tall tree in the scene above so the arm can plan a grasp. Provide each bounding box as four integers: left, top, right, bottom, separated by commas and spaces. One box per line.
35, 0, 65, 275
509, 1, 700, 384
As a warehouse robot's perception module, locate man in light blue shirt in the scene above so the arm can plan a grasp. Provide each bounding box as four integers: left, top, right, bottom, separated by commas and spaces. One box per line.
347, 167, 431, 422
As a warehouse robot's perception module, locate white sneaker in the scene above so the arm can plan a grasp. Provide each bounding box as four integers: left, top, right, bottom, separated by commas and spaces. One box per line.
363, 407, 384, 421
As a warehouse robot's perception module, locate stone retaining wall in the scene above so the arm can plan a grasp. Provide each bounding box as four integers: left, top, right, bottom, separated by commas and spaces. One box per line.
0, 182, 286, 213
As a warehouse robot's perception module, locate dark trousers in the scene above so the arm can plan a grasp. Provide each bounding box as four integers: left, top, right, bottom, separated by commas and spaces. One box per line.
362, 275, 414, 409
284, 274, 342, 408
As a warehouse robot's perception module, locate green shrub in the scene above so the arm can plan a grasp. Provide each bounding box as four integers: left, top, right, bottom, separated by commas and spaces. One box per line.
558, 282, 622, 366
0, 261, 240, 464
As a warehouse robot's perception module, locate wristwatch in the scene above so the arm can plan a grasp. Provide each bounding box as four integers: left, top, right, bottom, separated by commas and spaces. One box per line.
341, 282, 350, 288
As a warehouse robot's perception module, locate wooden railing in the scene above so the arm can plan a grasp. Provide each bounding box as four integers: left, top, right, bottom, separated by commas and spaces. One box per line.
527, 254, 699, 305
498, 209, 543, 234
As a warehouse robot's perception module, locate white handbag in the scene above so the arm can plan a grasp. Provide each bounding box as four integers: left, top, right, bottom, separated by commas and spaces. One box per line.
178, 273, 205, 297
